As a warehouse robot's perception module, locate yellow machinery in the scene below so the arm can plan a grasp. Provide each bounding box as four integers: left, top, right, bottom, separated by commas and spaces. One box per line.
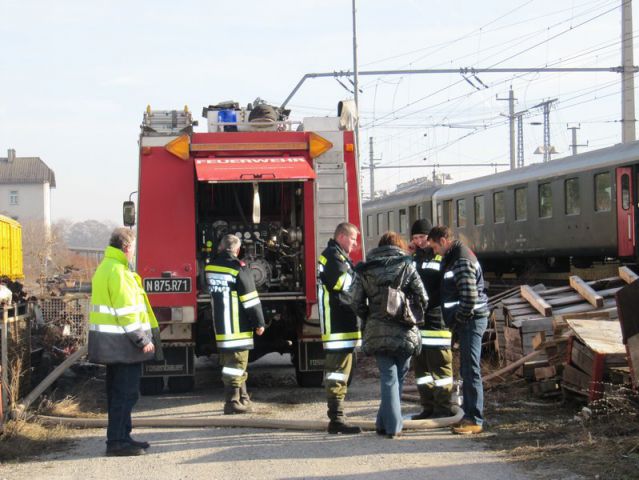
0, 215, 23, 280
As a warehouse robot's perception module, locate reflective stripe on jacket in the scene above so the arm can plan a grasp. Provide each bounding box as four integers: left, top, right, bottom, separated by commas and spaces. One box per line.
413, 247, 443, 311
318, 239, 361, 352
206, 251, 265, 352
88, 246, 159, 365
420, 327, 452, 348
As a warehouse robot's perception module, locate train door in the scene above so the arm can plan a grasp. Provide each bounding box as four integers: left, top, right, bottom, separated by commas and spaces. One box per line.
616, 167, 635, 257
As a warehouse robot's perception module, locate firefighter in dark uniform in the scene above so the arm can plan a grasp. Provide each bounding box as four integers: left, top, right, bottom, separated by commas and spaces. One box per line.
409, 219, 453, 419
206, 234, 265, 415
428, 225, 489, 435
318, 222, 362, 434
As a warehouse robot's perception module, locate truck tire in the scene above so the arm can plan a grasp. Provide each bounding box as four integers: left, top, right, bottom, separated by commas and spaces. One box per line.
295, 369, 324, 388
167, 375, 195, 393
140, 377, 164, 396
347, 351, 357, 386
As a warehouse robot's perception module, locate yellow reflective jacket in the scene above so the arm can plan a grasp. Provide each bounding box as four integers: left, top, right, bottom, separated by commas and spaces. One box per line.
88, 246, 161, 364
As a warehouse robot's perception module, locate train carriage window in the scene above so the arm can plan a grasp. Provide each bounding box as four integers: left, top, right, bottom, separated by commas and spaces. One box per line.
565, 178, 580, 215
376, 213, 384, 235
594, 173, 611, 212
493, 191, 505, 223
538, 182, 552, 218
408, 205, 418, 227
437, 203, 443, 225
474, 195, 485, 225
515, 187, 527, 221
456, 199, 466, 228
443, 200, 453, 226
387, 211, 394, 231
621, 174, 631, 210
366, 215, 373, 237
399, 209, 407, 233
417, 205, 423, 220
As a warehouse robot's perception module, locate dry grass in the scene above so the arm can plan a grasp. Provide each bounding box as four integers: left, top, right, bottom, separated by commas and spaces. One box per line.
0, 419, 72, 463
39, 376, 106, 418
0, 377, 105, 462
483, 379, 639, 480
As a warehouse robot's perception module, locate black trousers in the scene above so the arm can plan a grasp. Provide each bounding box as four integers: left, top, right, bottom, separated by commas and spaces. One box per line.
106, 363, 141, 445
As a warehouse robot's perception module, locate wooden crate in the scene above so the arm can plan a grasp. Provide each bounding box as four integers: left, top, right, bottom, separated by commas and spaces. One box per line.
562, 362, 592, 396
562, 327, 627, 402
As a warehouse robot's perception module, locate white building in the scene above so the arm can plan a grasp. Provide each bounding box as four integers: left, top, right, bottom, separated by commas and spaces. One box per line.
0, 149, 56, 229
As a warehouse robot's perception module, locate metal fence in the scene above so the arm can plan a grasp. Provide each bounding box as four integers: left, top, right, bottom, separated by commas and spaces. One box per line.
1, 302, 32, 415
33, 294, 90, 355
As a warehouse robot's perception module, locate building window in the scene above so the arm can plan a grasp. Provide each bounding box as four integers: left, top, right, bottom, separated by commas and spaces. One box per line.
387, 211, 394, 231
515, 187, 527, 221
493, 191, 505, 223
474, 195, 485, 225
9, 191, 18, 206
565, 178, 580, 215
366, 215, 373, 237
456, 199, 466, 228
376, 213, 384, 235
594, 173, 611, 212
539, 182, 552, 218
399, 209, 407, 233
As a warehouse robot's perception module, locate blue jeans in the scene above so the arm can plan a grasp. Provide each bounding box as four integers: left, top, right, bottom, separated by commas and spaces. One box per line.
375, 353, 411, 435
457, 317, 488, 425
106, 363, 141, 445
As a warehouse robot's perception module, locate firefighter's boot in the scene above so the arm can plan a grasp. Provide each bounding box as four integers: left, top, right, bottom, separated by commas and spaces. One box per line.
411, 385, 434, 420
239, 383, 253, 412
224, 386, 249, 415
327, 398, 361, 434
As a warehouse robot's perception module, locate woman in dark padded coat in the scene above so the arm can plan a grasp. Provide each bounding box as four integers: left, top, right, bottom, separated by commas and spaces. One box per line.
351, 231, 428, 438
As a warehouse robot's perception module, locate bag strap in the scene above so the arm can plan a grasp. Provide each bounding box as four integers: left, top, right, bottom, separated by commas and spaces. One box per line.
392, 260, 410, 290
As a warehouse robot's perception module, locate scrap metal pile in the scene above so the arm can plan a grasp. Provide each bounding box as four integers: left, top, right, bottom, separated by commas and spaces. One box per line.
32, 294, 90, 362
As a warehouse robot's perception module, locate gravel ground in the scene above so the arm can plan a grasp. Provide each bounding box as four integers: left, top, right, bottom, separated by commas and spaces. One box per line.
1, 354, 544, 480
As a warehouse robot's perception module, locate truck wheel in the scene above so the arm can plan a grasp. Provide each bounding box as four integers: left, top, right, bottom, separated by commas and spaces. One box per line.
295, 368, 324, 388
347, 352, 357, 386
167, 376, 195, 393
140, 377, 164, 396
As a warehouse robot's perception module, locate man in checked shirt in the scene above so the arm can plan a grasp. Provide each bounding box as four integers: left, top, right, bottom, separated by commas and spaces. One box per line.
428, 226, 489, 435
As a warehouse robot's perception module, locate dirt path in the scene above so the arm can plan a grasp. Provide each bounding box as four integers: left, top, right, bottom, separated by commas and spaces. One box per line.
1, 354, 557, 480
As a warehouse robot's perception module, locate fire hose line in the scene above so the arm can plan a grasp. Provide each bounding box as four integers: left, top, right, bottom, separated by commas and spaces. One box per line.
35, 405, 464, 431
13, 345, 465, 431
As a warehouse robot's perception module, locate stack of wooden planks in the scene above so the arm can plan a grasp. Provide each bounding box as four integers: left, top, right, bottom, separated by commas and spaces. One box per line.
485, 267, 638, 400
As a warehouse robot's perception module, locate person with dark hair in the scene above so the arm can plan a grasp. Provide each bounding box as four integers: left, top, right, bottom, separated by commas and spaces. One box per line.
206, 234, 265, 415
88, 228, 163, 456
351, 231, 428, 438
410, 219, 453, 420
428, 225, 488, 434
318, 222, 362, 434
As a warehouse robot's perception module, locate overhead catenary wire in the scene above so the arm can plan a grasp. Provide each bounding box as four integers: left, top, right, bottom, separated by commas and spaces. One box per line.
357, 1, 622, 127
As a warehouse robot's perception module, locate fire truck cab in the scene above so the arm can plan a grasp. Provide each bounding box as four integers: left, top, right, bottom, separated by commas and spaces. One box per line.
128, 100, 361, 394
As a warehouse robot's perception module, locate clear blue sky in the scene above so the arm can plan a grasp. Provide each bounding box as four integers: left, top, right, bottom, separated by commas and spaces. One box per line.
1, 0, 635, 222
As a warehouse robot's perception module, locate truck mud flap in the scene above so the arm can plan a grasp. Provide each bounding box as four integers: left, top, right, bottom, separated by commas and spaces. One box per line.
296, 341, 325, 372
142, 346, 194, 377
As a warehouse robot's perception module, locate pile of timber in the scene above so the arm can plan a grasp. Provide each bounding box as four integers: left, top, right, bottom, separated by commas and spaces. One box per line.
487, 267, 638, 400
561, 318, 628, 401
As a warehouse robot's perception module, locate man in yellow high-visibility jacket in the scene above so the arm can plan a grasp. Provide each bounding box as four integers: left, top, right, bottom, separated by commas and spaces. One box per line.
88, 228, 162, 457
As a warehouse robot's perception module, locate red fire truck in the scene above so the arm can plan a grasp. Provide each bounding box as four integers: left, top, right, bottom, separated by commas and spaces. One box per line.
124, 100, 362, 394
